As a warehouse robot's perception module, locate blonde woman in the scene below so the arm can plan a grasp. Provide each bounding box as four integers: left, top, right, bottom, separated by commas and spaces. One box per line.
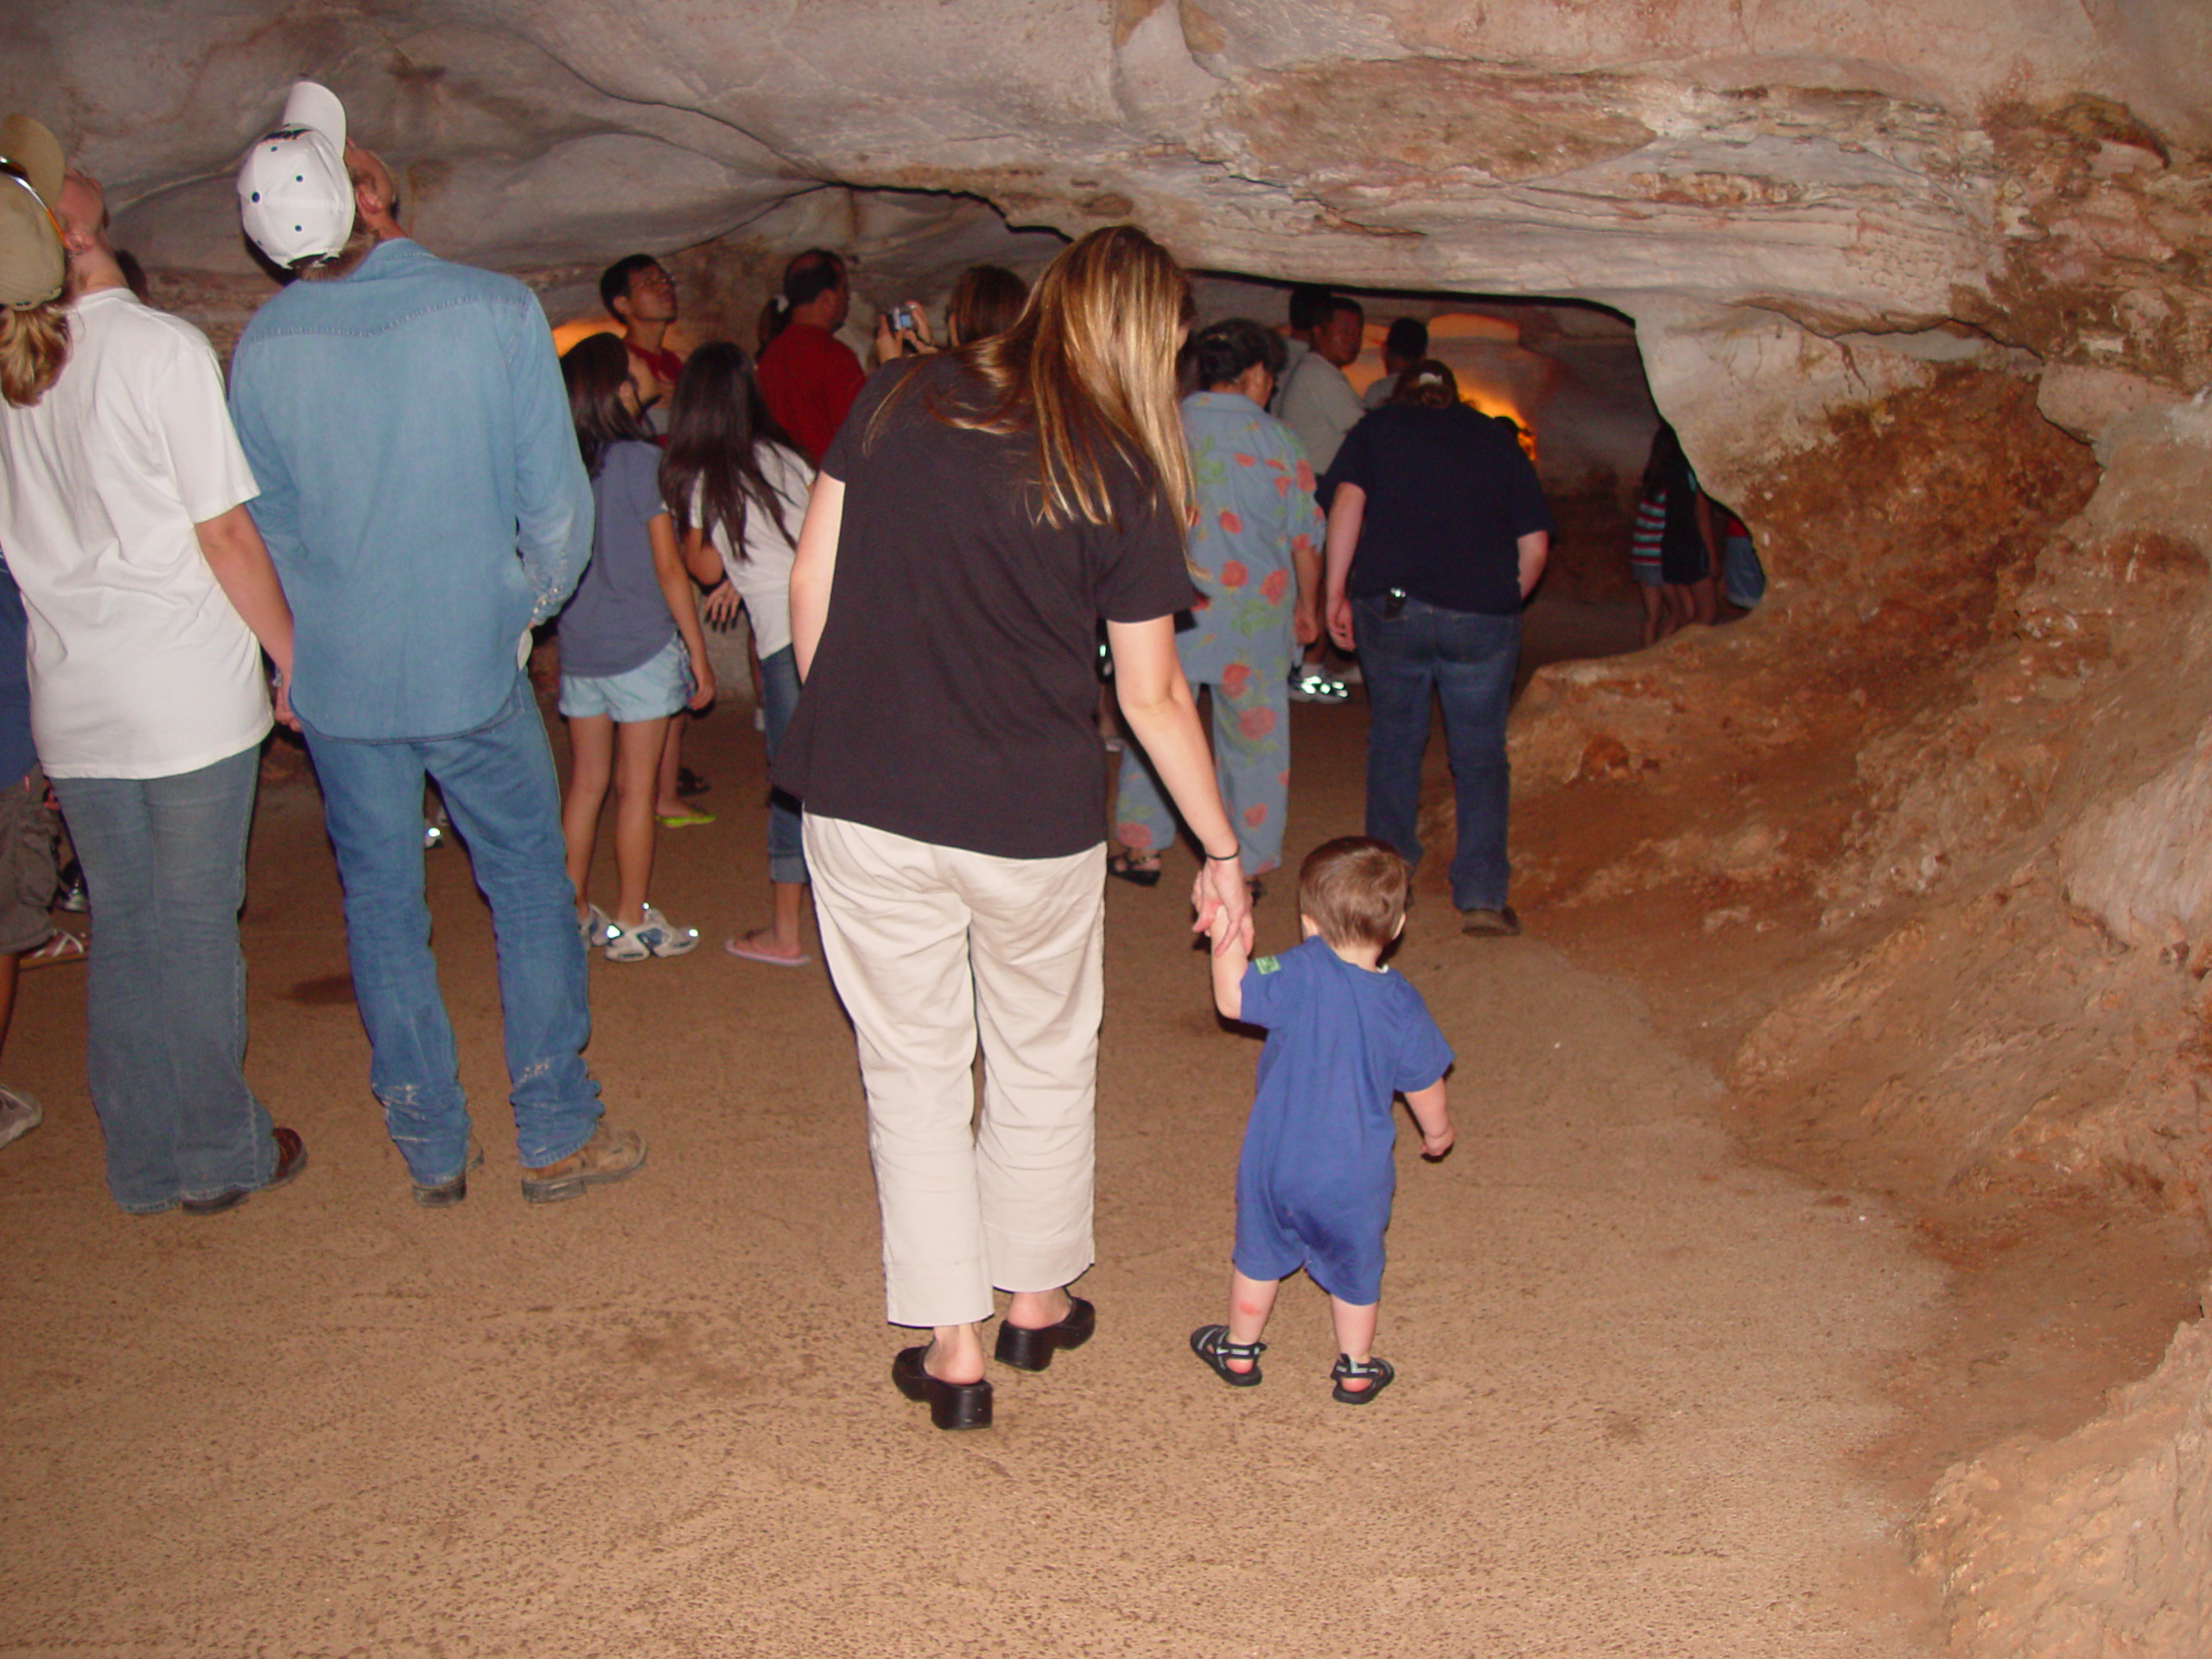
0, 129, 303, 1213
774, 226, 1253, 1429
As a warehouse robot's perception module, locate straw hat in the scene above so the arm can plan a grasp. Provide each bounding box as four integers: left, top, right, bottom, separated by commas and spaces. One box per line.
0, 113, 65, 308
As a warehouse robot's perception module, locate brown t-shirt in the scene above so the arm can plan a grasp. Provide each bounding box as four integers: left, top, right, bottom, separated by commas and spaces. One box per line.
772, 356, 1196, 860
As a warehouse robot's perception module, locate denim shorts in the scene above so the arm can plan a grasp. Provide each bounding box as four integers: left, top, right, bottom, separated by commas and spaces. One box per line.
558, 635, 690, 723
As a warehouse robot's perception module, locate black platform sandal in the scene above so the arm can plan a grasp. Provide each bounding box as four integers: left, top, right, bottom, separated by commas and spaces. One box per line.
995, 1295, 1096, 1371
1190, 1325, 1266, 1387
893, 1344, 994, 1430
1108, 849, 1163, 887
1330, 1352, 1395, 1404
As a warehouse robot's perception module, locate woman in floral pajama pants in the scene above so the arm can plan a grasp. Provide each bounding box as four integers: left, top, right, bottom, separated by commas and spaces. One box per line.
1113, 320, 1325, 880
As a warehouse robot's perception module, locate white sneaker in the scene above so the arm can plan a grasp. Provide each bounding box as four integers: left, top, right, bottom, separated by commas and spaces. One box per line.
579, 902, 613, 948
603, 905, 700, 961
1287, 669, 1350, 704
0, 1084, 42, 1149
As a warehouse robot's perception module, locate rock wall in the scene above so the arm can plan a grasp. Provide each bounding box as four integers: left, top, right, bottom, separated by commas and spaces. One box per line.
15, 3, 2212, 378
1912, 1278, 2212, 1656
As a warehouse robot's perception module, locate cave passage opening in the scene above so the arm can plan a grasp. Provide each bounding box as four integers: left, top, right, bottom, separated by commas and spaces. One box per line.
1190, 270, 1768, 672
549, 181, 1770, 672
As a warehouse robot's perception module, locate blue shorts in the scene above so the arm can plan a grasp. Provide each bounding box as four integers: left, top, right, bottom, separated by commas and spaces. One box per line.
1233, 1161, 1391, 1306
559, 635, 690, 723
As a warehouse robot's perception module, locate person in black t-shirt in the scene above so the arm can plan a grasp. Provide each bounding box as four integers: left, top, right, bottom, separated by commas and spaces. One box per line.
1320, 360, 1553, 938
773, 226, 1254, 1431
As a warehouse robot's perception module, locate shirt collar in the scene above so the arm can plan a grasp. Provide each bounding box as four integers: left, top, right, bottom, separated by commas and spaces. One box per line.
68, 284, 136, 314
340, 237, 423, 281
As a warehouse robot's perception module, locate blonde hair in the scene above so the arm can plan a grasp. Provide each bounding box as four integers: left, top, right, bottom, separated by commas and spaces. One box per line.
0, 299, 68, 408
877, 226, 1195, 531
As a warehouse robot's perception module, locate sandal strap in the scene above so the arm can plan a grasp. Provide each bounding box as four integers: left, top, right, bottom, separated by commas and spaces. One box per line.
1332, 1353, 1384, 1378
1213, 1335, 1266, 1360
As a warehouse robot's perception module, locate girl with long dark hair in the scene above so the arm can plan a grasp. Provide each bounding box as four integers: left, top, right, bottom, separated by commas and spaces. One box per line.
774, 225, 1253, 1430
555, 333, 718, 962
659, 342, 815, 965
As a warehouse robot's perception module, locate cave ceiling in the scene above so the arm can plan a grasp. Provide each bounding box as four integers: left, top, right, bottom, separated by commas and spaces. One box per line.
8, 1, 2209, 385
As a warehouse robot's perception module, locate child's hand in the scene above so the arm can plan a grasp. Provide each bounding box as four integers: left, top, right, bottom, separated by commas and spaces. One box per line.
1420, 1124, 1455, 1160
688, 662, 717, 711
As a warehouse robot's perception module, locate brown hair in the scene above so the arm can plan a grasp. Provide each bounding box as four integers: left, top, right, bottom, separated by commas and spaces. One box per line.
759, 248, 845, 347
873, 225, 1195, 531
661, 340, 800, 561
1298, 836, 1410, 950
561, 331, 654, 478
945, 264, 1027, 347
0, 299, 67, 407
1389, 359, 1459, 410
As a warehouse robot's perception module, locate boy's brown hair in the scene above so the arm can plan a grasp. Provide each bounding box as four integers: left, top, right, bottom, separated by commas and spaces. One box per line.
1297, 836, 1410, 950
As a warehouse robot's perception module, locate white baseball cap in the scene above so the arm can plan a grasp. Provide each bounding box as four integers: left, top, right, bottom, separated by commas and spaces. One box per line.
238, 81, 353, 266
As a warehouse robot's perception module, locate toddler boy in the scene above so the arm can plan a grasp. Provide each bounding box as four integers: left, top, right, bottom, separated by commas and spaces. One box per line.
1192, 836, 1452, 1402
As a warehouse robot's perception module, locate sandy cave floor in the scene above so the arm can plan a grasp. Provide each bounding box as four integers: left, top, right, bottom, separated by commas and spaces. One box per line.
3, 601, 2162, 1657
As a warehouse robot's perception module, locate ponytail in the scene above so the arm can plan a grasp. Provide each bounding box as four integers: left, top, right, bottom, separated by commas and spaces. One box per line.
0, 299, 67, 408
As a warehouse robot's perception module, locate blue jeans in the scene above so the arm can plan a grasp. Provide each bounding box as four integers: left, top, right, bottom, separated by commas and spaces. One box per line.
1722, 533, 1766, 608
1351, 596, 1521, 912
53, 746, 275, 1212
300, 672, 601, 1184
760, 645, 808, 887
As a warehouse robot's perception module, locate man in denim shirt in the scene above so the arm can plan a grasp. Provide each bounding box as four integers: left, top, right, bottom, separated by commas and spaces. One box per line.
227, 82, 645, 1206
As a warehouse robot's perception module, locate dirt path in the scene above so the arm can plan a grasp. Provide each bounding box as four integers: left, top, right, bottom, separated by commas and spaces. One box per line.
0, 693, 1942, 1656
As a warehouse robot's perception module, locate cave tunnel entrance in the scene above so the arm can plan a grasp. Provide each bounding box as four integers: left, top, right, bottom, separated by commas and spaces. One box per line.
538, 186, 1767, 680
1187, 272, 1769, 679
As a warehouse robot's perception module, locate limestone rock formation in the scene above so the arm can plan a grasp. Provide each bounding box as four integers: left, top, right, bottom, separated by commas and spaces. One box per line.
10, 3, 2210, 401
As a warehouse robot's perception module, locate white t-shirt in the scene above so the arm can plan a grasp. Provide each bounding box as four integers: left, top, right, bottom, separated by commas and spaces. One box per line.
0, 288, 270, 779
1274, 350, 1364, 474
692, 441, 812, 659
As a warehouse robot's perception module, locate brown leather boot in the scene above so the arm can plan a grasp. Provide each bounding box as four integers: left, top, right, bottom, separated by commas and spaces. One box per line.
519, 1122, 646, 1205
181, 1127, 308, 1217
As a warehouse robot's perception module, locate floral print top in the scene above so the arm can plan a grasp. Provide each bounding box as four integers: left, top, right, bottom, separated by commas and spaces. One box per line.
1177, 391, 1326, 684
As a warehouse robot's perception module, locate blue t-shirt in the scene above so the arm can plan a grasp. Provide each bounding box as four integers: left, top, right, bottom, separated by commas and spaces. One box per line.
557, 440, 677, 679
0, 552, 34, 784
1231, 934, 1453, 1303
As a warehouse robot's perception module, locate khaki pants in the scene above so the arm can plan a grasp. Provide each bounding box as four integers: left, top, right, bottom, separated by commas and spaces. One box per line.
804, 814, 1104, 1327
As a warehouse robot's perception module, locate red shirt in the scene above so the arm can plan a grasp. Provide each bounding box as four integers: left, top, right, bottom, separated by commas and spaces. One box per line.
626, 338, 683, 388
757, 322, 866, 463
